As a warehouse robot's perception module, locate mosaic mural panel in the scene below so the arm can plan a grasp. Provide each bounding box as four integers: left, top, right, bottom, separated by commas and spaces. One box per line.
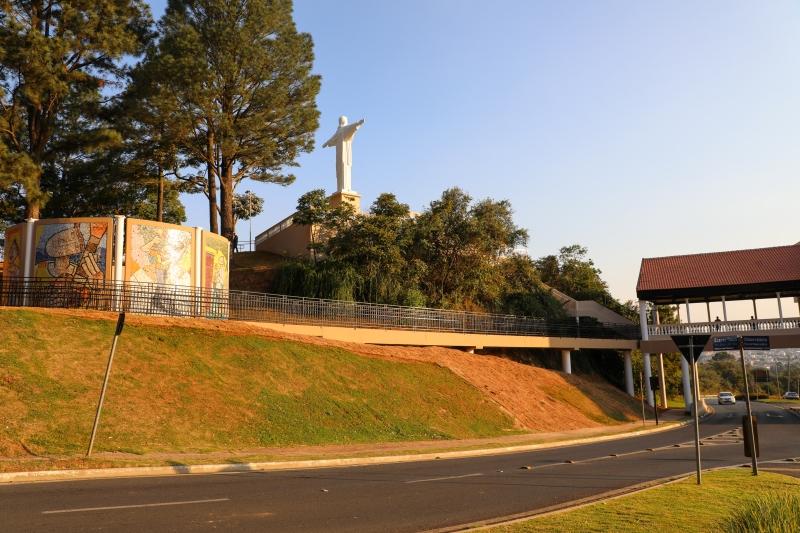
202, 232, 230, 292
3, 223, 25, 279
32, 219, 112, 282
125, 220, 194, 286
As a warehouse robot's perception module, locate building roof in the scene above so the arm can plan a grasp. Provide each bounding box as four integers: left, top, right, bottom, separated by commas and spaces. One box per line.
636, 244, 800, 303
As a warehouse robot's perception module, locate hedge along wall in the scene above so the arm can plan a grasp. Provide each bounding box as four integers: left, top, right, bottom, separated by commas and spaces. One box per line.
2, 217, 229, 292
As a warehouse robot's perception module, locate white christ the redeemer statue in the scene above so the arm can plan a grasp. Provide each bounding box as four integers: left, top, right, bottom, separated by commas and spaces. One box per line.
322, 115, 364, 193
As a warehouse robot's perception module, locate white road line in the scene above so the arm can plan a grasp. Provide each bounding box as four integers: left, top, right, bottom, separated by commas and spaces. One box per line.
42, 498, 230, 514
406, 473, 484, 484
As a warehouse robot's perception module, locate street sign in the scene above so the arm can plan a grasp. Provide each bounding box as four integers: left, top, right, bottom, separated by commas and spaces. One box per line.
712, 336, 738, 351
742, 336, 770, 350
649, 376, 661, 391
671, 335, 711, 363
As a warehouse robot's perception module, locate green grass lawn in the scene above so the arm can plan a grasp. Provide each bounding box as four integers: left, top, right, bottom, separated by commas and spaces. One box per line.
666, 397, 685, 409
489, 469, 800, 533
0, 309, 519, 457
759, 398, 800, 404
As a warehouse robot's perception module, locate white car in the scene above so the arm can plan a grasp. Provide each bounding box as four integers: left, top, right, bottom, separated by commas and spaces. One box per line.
783, 391, 799, 400
718, 392, 736, 405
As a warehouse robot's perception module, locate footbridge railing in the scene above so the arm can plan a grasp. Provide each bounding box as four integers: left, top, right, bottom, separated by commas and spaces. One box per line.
0, 278, 639, 340
648, 317, 800, 337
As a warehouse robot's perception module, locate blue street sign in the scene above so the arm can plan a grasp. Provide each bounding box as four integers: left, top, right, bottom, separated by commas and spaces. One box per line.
742, 336, 770, 351
712, 336, 739, 351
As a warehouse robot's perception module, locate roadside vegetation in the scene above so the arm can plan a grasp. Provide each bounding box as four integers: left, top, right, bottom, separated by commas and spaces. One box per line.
724, 491, 800, 533
489, 469, 800, 533
273, 188, 633, 322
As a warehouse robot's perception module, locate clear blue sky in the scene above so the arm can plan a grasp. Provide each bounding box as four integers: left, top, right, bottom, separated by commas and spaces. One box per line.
148, 1, 800, 305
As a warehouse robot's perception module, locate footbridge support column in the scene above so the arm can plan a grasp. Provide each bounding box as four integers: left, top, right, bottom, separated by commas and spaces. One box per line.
638, 300, 654, 407
623, 351, 634, 396
561, 349, 572, 374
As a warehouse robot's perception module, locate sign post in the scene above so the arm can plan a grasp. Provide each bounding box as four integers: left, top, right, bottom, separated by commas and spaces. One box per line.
712, 334, 764, 476
649, 375, 661, 426
87, 313, 125, 457
671, 334, 710, 485
739, 336, 767, 476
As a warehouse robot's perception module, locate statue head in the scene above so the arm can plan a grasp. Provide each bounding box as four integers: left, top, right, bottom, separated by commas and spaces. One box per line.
339, 115, 348, 126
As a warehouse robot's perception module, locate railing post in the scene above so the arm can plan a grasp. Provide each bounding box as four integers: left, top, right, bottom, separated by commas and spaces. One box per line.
22, 218, 37, 306
112, 215, 125, 312
194, 227, 203, 317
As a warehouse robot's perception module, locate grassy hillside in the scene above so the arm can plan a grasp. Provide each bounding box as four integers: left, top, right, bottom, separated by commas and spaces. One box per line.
0, 309, 517, 457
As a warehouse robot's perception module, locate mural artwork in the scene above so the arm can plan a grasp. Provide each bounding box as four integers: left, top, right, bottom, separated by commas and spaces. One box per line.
32, 219, 111, 282
202, 232, 230, 292
126, 220, 194, 286
3, 223, 25, 279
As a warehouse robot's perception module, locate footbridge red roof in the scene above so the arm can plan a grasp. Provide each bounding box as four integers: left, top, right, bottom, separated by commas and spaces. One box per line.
636, 244, 800, 303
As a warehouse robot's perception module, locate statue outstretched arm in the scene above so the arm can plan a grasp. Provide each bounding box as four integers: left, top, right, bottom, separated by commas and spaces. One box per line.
322, 131, 339, 148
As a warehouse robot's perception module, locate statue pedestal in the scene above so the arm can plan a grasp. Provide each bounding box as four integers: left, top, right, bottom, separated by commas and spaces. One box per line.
329, 191, 361, 214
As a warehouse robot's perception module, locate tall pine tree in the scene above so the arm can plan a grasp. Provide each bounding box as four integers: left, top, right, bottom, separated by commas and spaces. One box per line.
143, 0, 321, 237
0, 0, 152, 219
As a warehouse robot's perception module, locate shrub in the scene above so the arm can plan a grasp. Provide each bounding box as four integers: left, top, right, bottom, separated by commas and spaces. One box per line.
723, 492, 800, 533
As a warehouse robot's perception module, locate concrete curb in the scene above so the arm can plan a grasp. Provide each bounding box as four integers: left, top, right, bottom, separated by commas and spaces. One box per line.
0, 420, 690, 485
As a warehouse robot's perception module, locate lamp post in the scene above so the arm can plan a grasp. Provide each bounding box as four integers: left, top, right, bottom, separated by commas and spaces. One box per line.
246, 190, 253, 251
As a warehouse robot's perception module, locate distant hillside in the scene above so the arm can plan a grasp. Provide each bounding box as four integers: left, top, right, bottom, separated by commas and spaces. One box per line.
0, 308, 641, 458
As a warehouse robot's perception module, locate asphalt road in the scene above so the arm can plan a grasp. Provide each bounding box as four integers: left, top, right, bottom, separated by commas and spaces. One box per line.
3, 401, 799, 533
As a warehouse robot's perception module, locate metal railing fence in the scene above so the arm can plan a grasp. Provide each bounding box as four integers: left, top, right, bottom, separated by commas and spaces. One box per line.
649, 317, 800, 336
0, 278, 640, 340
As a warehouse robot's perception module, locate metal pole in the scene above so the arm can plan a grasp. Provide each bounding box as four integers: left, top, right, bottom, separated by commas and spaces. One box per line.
247, 191, 253, 252
654, 384, 660, 426
739, 337, 758, 476
87, 313, 125, 457
690, 338, 702, 485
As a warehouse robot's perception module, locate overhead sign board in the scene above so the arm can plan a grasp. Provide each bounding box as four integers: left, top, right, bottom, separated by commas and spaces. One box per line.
742, 336, 770, 351
670, 335, 711, 363
712, 335, 771, 351
712, 336, 739, 351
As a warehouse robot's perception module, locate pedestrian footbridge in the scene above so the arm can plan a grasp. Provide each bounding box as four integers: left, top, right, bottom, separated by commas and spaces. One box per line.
637, 243, 800, 411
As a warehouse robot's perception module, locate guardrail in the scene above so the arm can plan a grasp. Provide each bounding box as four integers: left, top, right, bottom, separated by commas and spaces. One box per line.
649, 317, 800, 336
0, 278, 640, 340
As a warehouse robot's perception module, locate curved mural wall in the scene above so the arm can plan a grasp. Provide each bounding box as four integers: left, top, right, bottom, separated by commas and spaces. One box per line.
32, 218, 112, 282
2, 217, 228, 294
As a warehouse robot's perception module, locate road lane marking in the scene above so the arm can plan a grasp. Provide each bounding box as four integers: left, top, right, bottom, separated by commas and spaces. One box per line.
406, 473, 483, 484
42, 498, 230, 514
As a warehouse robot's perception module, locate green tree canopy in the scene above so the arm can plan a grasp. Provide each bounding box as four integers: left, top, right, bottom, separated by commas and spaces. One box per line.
145, 0, 321, 237
0, 0, 152, 219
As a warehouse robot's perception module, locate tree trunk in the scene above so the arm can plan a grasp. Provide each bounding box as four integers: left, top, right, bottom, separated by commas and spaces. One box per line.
26, 198, 41, 219
156, 163, 164, 222
206, 129, 219, 233
219, 155, 235, 240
